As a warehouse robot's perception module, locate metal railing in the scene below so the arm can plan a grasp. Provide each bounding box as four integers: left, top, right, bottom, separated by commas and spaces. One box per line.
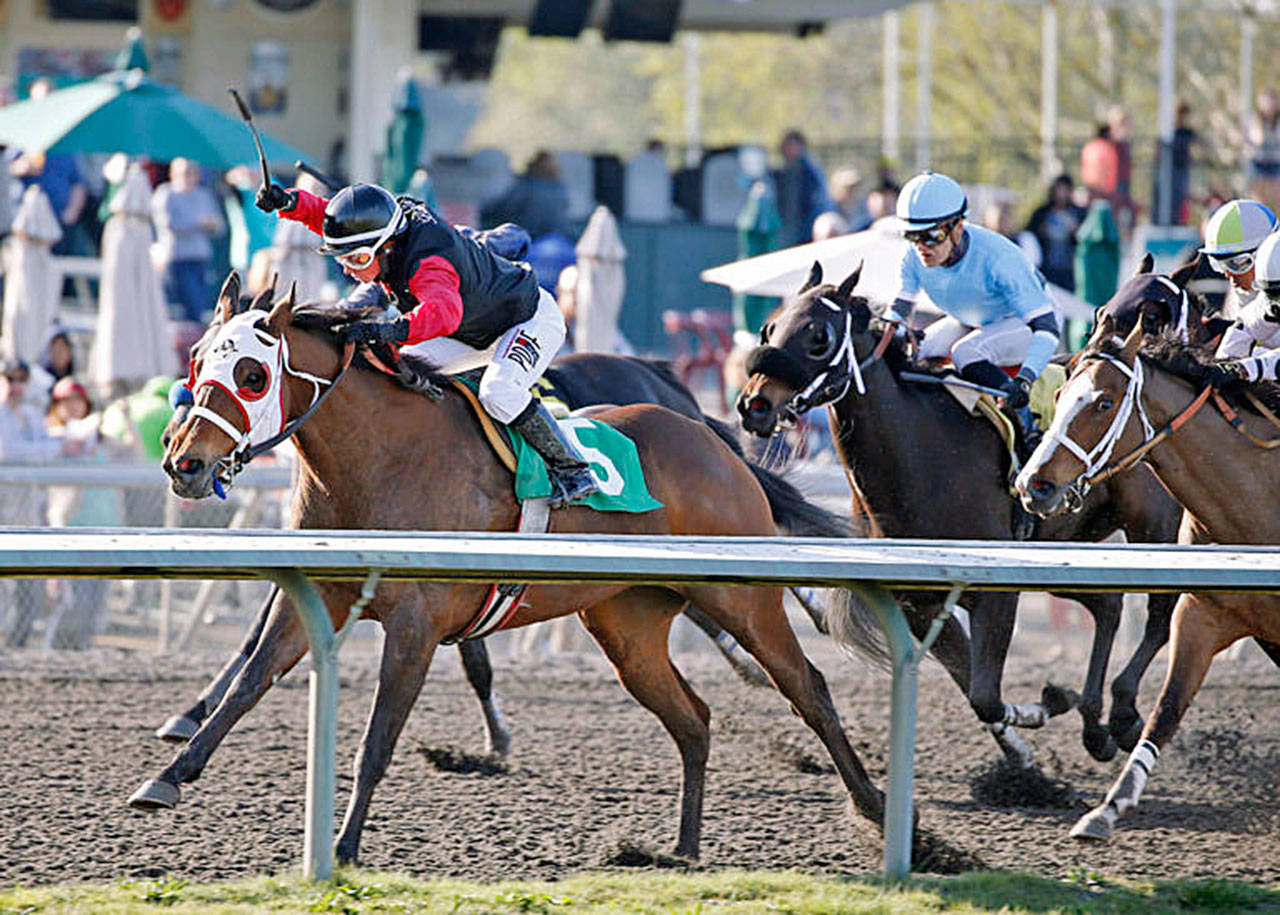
3, 528, 1279, 881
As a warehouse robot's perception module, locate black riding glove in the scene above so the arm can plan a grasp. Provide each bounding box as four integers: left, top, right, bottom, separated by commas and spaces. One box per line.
338, 318, 410, 346
1000, 374, 1032, 409
255, 183, 297, 213
1205, 359, 1252, 387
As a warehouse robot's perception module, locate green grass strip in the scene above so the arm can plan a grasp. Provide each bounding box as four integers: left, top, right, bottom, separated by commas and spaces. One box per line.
3, 867, 1280, 914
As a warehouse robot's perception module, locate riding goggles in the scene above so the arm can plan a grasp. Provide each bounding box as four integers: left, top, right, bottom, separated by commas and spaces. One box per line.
335, 245, 380, 270
1208, 250, 1255, 275
903, 221, 955, 247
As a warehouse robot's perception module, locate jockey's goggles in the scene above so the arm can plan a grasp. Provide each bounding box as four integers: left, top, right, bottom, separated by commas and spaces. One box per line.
904, 220, 956, 247
334, 245, 381, 270
1208, 250, 1255, 275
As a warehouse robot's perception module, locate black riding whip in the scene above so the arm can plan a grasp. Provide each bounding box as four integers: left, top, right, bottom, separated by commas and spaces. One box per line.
227, 87, 271, 192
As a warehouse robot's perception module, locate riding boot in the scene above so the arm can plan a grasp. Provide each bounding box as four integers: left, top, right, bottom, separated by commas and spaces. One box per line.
509, 400, 599, 509
1015, 405, 1043, 460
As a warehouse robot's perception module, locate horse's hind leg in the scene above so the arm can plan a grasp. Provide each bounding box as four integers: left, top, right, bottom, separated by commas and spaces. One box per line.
130, 587, 309, 810
689, 584, 886, 830
457, 640, 511, 756
156, 586, 278, 742
580, 588, 710, 860
1109, 591, 1174, 752
336, 587, 442, 865
1054, 590, 1122, 761
679, 601, 770, 688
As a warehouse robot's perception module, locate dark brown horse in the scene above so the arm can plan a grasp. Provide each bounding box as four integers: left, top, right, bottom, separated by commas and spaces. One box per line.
1017, 296, 1280, 841
141, 278, 890, 865
735, 262, 1182, 764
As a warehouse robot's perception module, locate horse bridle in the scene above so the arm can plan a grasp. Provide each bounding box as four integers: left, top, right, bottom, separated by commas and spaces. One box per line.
187, 327, 355, 495
757, 302, 895, 430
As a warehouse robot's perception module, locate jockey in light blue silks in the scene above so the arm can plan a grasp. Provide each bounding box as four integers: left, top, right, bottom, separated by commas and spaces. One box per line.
886, 172, 1061, 444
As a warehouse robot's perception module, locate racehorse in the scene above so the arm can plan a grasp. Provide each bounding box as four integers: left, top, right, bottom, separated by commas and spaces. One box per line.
735, 262, 1181, 763
154, 348, 786, 753
138, 278, 892, 865
1016, 295, 1280, 841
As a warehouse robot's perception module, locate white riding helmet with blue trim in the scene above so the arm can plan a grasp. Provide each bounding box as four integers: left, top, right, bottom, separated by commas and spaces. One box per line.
897, 172, 968, 229
1255, 230, 1280, 294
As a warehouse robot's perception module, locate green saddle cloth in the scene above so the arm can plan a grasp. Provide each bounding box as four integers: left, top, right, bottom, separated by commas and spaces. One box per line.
453, 374, 662, 513
511, 413, 664, 513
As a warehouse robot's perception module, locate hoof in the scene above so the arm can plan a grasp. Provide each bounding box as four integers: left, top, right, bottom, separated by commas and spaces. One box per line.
1041, 682, 1080, 717
155, 715, 199, 743
1069, 807, 1113, 842
129, 778, 181, 811
486, 729, 511, 758
1083, 725, 1118, 762
1111, 716, 1144, 753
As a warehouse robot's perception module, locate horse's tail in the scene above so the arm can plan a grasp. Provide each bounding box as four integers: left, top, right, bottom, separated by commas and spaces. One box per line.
703, 414, 889, 665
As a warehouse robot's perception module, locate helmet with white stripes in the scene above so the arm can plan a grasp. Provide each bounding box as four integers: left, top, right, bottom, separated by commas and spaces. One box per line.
318, 184, 406, 256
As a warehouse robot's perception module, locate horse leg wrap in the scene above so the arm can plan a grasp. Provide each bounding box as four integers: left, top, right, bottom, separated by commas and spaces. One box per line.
1002, 702, 1049, 728
987, 721, 1035, 769
1104, 738, 1159, 817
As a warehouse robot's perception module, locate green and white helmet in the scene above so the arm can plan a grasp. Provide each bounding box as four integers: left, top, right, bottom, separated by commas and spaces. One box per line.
1200, 199, 1277, 256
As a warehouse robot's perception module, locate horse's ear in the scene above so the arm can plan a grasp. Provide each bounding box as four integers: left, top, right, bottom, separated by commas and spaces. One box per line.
1121, 318, 1144, 361
1170, 255, 1199, 289
266, 281, 296, 333
215, 271, 240, 324
799, 260, 823, 293
1135, 252, 1154, 276
247, 284, 274, 313
835, 261, 862, 303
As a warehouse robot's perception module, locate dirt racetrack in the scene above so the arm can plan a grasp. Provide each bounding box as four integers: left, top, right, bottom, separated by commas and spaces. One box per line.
1, 614, 1278, 887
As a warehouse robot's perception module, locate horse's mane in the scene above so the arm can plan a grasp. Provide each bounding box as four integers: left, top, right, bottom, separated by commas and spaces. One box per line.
289, 301, 457, 396
1098, 335, 1280, 418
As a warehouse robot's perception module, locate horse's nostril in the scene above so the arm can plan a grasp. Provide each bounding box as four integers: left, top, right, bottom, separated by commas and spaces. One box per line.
176, 456, 204, 477
747, 396, 770, 417
1029, 478, 1055, 499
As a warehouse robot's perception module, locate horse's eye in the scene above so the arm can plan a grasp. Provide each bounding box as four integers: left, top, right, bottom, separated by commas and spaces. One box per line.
807, 323, 836, 359
1095, 395, 1115, 412
234, 357, 268, 395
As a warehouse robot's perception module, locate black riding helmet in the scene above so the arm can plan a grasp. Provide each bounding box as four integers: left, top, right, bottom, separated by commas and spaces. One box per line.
317, 183, 406, 256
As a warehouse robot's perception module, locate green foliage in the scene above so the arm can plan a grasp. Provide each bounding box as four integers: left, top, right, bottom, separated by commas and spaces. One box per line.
140, 877, 186, 907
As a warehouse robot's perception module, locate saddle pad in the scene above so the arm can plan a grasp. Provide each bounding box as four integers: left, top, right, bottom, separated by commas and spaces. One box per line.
450, 376, 663, 514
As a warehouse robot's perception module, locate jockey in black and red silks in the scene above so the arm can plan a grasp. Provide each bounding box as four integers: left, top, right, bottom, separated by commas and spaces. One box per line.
255, 180, 598, 508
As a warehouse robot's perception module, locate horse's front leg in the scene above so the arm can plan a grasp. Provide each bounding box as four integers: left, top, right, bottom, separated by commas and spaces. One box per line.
156, 586, 279, 742
129, 588, 308, 810
336, 586, 444, 865
1071, 593, 1243, 842
1056, 590, 1122, 761
1108, 590, 1174, 752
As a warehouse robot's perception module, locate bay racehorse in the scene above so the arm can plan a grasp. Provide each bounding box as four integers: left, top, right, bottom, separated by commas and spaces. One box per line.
735, 262, 1181, 764
1016, 301, 1280, 841
138, 279, 894, 866
154, 345, 790, 753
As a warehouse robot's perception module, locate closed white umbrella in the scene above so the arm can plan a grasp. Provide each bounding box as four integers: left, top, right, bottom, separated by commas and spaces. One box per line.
91, 165, 176, 391
573, 205, 627, 354
270, 217, 328, 304
2, 185, 62, 364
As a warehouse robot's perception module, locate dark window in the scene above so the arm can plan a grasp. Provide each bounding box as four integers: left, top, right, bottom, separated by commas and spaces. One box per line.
47, 0, 138, 21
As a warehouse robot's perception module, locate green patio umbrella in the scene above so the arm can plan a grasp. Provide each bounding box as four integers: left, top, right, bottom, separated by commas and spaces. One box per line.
0, 68, 306, 169
379, 70, 424, 195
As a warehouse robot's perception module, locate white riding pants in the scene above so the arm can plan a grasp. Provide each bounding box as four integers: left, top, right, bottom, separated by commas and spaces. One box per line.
402, 287, 565, 423
919, 315, 1032, 371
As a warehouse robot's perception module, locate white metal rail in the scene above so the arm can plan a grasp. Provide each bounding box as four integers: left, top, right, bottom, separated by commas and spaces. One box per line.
4, 528, 1278, 881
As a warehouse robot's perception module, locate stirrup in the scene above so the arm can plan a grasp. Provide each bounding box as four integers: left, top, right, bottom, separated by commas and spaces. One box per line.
547, 466, 598, 509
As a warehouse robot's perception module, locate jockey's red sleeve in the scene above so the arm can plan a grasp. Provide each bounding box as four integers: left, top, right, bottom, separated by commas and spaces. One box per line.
402, 255, 463, 343
279, 188, 328, 235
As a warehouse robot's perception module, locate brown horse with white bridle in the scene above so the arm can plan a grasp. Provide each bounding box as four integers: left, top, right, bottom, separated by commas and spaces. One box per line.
143, 279, 892, 866
1016, 311, 1280, 842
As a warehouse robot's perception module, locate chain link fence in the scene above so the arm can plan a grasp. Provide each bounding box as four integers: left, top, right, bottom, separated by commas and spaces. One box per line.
0, 461, 291, 652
